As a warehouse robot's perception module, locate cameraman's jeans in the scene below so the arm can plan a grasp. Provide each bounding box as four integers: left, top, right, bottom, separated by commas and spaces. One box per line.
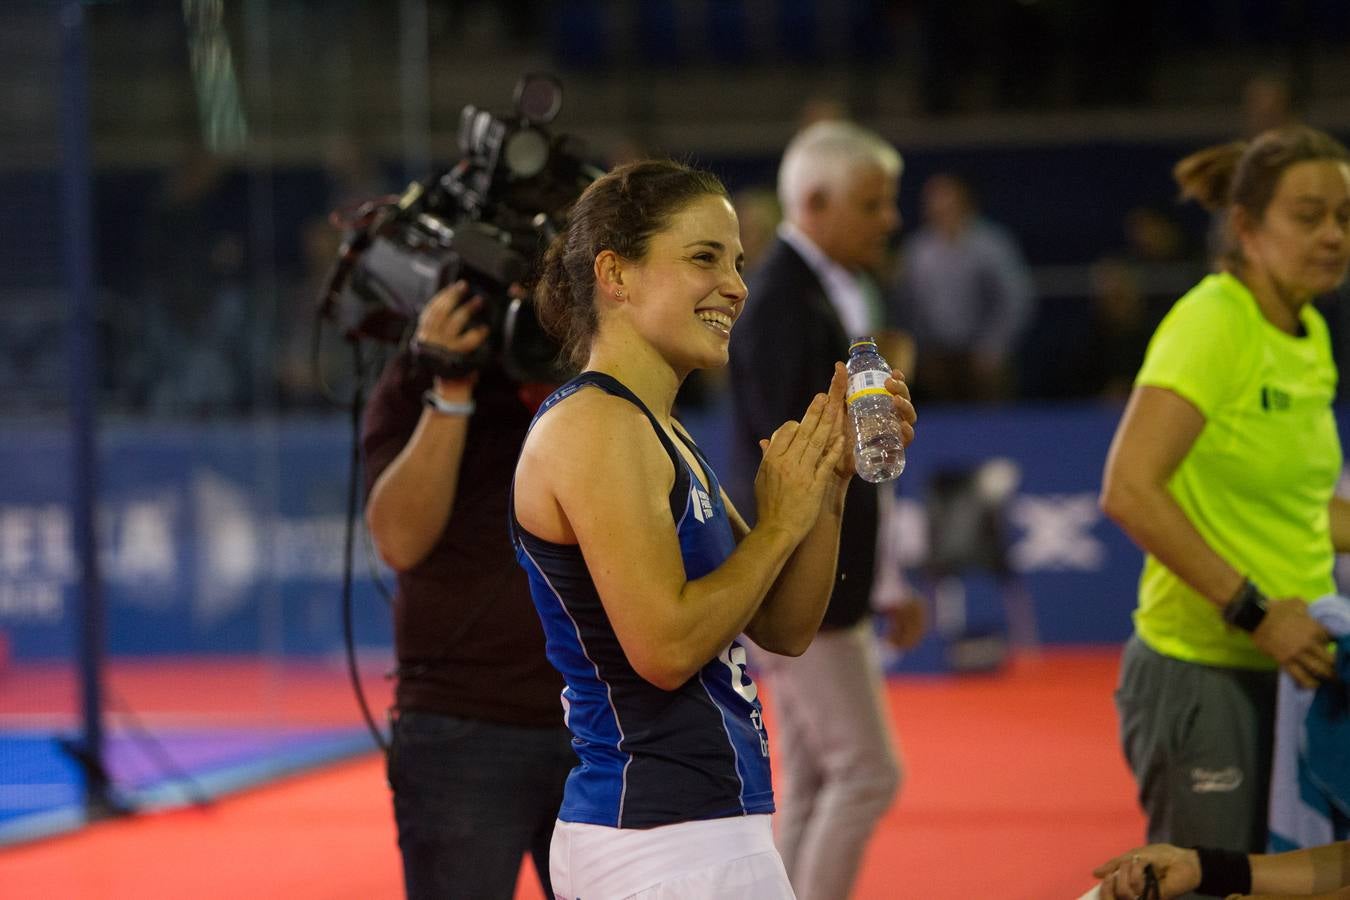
388, 710, 575, 900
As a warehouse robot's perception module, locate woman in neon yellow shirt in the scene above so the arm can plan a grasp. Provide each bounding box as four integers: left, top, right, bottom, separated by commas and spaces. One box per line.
1101, 125, 1350, 856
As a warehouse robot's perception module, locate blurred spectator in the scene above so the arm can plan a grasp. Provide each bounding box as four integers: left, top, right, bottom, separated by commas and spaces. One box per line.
432, 0, 544, 49
913, 0, 996, 115
129, 145, 256, 416
1243, 72, 1298, 137
1030, 203, 1199, 403
1072, 258, 1156, 402
895, 172, 1035, 403
274, 216, 350, 410
319, 134, 388, 211
1203, 74, 1301, 265
275, 135, 394, 411
797, 93, 848, 129
1066, 0, 1154, 107
1124, 205, 1191, 266
731, 186, 782, 273
602, 131, 650, 169
993, 0, 1060, 110
1121, 203, 1205, 322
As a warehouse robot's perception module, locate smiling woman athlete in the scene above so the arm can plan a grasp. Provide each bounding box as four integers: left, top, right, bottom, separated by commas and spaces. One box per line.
509, 159, 916, 899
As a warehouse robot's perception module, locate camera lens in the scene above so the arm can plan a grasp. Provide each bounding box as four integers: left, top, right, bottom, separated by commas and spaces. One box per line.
514, 74, 563, 124
504, 129, 549, 179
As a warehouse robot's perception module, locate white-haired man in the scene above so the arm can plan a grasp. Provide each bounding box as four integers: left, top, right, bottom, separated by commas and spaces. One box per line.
727, 119, 925, 900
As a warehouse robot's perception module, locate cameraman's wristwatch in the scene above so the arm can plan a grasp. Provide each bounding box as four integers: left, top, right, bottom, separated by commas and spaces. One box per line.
1222, 579, 1269, 633
422, 389, 475, 417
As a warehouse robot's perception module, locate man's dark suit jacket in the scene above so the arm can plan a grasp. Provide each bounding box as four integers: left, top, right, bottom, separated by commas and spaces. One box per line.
726, 236, 879, 631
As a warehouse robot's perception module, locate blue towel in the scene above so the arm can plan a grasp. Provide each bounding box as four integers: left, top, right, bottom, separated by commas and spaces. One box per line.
1268, 595, 1350, 852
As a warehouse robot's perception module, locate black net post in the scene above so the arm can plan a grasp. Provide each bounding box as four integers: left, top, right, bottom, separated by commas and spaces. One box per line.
58, 0, 115, 821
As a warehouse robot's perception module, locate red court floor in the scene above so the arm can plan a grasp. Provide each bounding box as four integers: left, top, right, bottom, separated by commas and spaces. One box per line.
0, 648, 1143, 899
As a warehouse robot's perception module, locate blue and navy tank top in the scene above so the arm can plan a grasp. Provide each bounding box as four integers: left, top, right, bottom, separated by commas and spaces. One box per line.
511, 371, 774, 829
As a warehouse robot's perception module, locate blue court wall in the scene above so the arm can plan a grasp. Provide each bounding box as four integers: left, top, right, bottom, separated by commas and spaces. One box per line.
2, 404, 1346, 660
0, 418, 394, 660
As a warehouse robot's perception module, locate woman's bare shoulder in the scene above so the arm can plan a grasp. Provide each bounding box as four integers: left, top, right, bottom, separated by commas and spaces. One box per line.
519, 387, 666, 486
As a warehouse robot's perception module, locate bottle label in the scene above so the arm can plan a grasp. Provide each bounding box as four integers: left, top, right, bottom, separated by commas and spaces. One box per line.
847, 370, 889, 405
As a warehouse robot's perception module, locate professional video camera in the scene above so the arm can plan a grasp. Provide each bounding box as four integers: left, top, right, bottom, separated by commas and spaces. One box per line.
319, 74, 601, 383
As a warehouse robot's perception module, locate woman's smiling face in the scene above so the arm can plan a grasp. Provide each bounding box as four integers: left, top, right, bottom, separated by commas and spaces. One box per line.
620, 193, 748, 374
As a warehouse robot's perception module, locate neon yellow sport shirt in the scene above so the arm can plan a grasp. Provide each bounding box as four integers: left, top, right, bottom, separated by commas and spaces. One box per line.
1132, 272, 1340, 669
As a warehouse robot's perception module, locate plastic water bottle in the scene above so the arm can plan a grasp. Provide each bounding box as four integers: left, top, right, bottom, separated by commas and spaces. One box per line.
846, 337, 905, 483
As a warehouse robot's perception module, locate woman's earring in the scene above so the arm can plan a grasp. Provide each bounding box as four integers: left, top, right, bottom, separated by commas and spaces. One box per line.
615, 289, 625, 297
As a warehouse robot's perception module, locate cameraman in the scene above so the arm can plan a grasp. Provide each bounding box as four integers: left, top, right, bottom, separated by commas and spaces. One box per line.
362, 279, 574, 900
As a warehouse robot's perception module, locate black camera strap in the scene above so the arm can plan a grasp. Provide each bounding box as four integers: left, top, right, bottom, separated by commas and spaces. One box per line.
410, 338, 487, 381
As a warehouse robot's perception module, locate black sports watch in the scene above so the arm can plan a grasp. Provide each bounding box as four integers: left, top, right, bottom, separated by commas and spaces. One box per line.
1222, 579, 1269, 633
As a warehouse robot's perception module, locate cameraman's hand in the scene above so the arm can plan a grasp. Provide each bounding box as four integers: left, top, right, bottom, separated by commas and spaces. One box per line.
415, 280, 489, 389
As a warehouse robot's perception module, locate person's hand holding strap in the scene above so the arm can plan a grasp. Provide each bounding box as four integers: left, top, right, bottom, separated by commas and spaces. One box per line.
1093, 844, 1201, 898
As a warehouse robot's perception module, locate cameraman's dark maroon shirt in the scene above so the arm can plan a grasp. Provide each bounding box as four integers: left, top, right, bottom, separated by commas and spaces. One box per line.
362, 350, 563, 726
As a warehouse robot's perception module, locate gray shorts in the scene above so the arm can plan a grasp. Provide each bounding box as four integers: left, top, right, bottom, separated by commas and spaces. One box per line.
1115, 635, 1276, 853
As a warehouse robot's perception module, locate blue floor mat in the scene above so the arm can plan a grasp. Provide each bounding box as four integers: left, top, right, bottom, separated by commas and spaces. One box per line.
0, 726, 376, 844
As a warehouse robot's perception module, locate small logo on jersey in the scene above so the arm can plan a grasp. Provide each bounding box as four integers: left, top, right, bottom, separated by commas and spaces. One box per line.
690, 484, 715, 523
750, 708, 769, 757
1260, 386, 1291, 411
1190, 766, 1243, 793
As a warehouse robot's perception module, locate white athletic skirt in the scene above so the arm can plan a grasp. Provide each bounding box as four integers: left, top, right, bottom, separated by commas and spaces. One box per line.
549, 813, 795, 900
